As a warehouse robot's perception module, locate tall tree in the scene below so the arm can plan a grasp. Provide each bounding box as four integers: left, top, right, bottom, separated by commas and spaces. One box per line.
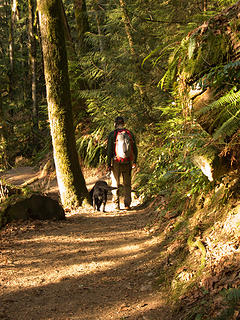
118, 0, 150, 111
74, 0, 90, 49
37, 0, 89, 208
8, 0, 19, 95
28, 0, 38, 139
0, 96, 7, 168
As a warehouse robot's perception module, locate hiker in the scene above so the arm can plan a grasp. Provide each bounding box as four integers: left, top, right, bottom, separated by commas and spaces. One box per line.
107, 116, 138, 210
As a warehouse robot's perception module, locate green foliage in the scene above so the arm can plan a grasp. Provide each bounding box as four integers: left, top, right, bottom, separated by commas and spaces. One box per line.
214, 288, 240, 320
198, 60, 240, 89
226, 288, 240, 304
2, 0, 234, 167
195, 86, 240, 140
136, 101, 210, 205
161, 30, 231, 90
156, 4, 240, 176
0, 0, 47, 165
76, 127, 107, 167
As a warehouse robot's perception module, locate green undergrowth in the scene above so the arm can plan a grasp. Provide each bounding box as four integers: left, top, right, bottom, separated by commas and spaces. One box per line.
144, 169, 240, 320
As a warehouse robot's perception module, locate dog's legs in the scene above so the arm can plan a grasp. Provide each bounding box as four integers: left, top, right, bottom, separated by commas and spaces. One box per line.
102, 202, 106, 212
93, 197, 97, 211
102, 190, 108, 212
96, 198, 101, 211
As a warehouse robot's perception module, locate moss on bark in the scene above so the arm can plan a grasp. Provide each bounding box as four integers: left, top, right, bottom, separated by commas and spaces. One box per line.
38, 0, 89, 208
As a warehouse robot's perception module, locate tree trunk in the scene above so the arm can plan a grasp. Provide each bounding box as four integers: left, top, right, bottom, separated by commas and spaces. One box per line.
60, 1, 74, 45
95, 6, 104, 54
119, 0, 135, 56
37, 0, 89, 208
8, 0, 19, 95
203, 0, 208, 12
94, 1, 106, 72
0, 96, 8, 168
118, 0, 150, 109
28, 0, 39, 141
74, 0, 90, 50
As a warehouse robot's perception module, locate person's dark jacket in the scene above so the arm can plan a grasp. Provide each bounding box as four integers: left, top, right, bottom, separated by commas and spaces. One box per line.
107, 128, 138, 167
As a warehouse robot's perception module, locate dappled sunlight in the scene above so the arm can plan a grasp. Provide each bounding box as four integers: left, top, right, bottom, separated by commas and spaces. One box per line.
5, 260, 115, 290
0, 206, 170, 320
113, 243, 144, 253
89, 293, 166, 320
5, 226, 158, 292
2, 209, 159, 292
193, 155, 213, 181
0, 167, 38, 186
205, 210, 240, 265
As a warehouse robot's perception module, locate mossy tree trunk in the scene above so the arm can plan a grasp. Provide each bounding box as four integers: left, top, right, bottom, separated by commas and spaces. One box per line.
37, 0, 89, 208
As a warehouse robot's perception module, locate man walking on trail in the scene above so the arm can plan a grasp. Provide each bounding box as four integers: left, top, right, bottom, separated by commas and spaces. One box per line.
107, 116, 138, 210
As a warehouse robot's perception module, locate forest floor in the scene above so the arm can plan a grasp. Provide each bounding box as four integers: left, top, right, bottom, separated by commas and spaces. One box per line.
0, 166, 170, 320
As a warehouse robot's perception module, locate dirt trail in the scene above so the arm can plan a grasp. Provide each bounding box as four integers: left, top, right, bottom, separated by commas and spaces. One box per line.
0, 167, 168, 320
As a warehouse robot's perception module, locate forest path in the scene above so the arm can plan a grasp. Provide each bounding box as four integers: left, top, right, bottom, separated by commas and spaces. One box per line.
0, 167, 168, 320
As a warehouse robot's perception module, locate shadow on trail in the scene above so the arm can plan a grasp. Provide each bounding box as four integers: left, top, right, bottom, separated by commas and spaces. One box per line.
0, 208, 169, 320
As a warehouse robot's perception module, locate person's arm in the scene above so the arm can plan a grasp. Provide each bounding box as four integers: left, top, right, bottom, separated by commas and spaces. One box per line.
131, 132, 138, 164
107, 131, 114, 168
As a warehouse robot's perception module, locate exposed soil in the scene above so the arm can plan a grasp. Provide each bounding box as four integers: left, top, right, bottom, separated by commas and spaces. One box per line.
0, 167, 169, 320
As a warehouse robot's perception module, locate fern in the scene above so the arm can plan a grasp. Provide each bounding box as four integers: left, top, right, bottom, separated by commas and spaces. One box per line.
159, 42, 186, 89
214, 288, 240, 320
226, 288, 240, 304
188, 36, 196, 59
76, 127, 107, 167
214, 308, 235, 320
195, 88, 240, 140
197, 88, 240, 116
213, 109, 240, 140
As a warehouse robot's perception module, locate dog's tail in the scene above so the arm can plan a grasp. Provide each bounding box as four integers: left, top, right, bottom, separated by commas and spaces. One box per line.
104, 186, 118, 191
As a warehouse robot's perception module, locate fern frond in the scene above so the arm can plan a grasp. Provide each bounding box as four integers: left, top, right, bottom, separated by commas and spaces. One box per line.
214, 307, 235, 320
214, 288, 240, 320
213, 109, 240, 140
188, 36, 196, 59
159, 41, 188, 89
195, 88, 240, 140
197, 88, 240, 117
226, 287, 240, 304
76, 127, 107, 167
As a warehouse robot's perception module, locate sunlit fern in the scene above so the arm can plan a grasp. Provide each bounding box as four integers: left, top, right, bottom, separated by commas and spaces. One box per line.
196, 87, 240, 141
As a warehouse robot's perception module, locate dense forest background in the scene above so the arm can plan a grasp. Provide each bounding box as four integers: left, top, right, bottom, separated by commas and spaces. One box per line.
1, 1, 240, 319
1, 0, 239, 203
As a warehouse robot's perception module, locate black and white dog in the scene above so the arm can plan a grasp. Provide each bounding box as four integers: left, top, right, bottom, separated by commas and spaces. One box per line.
89, 180, 117, 212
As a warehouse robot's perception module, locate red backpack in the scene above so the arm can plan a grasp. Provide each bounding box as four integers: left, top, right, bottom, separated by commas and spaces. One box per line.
114, 129, 133, 163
